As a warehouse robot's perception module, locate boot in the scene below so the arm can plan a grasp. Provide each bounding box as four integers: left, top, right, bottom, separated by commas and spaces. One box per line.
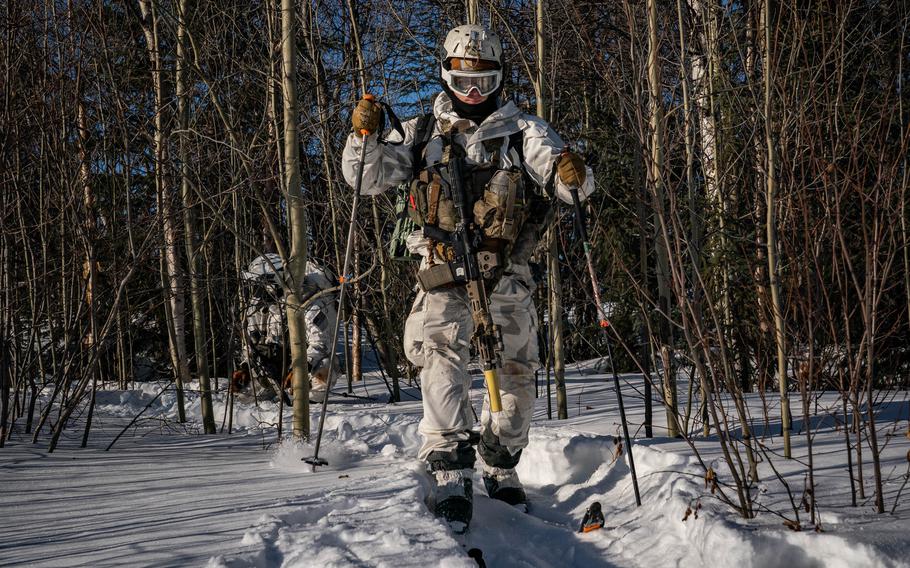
308, 366, 336, 403
482, 466, 528, 512
309, 383, 329, 404
432, 468, 473, 534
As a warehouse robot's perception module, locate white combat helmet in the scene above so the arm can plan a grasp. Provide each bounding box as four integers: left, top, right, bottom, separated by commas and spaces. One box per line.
440, 25, 503, 97
242, 253, 283, 283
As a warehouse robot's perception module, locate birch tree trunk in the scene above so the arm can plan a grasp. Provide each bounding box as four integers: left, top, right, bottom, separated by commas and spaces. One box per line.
762, 0, 791, 457
648, 0, 679, 437
139, 0, 188, 423
899, 23, 910, 355
467, 0, 479, 24
680, 0, 710, 436
302, 2, 341, 271
72, 0, 100, 441
635, 155, 653, 438
352, 239, 362, 388
281, 0, 310, 439
345, 0, 400, 397
77, 97, 99, 448
748, 1, 770, 396
537, 0, 567, 419
177, 0, 215, 434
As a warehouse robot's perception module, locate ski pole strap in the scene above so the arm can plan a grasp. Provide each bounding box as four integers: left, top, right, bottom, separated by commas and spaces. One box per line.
375, 100, 406, 146
569, 186, 588, 242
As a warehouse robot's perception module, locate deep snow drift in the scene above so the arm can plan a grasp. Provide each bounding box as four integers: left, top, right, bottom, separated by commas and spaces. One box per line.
1, 363, 908, 568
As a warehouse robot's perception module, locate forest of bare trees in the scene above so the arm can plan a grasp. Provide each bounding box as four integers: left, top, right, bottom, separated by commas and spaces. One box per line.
2, 0, 908, 522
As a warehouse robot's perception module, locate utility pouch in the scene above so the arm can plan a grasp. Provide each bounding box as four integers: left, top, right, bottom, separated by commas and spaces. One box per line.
409, 170, 457, 233
510, 192, 553, 266
473, 169, 525, 243
476, 250, 502, 280
407, 173, 428, 227
416, 251, 503, 292
417, 263, 460, 292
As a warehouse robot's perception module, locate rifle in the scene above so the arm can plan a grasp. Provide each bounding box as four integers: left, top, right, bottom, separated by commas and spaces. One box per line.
421, 139, 504, 413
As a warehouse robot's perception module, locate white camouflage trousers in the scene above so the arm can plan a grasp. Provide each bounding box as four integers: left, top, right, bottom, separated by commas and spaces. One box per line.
404, 270, 540, 469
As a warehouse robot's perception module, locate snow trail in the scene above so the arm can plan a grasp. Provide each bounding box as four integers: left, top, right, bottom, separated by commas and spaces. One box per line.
2, 367, 907, 567
208, 377, 905, 568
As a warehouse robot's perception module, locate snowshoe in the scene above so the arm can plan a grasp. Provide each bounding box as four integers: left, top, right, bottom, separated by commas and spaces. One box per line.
309, 387, 329, 404
482, 467, 528, 512
433, 469, 474, 534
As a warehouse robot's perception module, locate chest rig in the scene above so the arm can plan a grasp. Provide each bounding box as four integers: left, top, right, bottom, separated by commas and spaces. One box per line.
405, 115, 550, 291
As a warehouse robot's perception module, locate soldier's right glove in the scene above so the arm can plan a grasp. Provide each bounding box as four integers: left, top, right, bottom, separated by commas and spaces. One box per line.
557, 151, 586, 188
352, 94, 380, 137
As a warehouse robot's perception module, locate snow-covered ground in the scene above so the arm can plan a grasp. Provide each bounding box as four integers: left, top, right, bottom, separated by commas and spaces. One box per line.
1, 363, 908, 567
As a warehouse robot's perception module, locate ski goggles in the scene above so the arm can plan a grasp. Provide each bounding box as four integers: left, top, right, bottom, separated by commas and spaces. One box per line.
443, 69, 502, 97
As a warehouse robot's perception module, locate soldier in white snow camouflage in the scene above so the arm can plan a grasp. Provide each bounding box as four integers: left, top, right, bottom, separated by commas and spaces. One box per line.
342, 24, 593, 531
233, 254, 339, 403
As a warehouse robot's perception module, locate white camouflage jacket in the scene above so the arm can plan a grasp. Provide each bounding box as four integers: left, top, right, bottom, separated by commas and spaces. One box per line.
243, 260, 337, 371
342, 93, 594, 201
341, 93, 595, 273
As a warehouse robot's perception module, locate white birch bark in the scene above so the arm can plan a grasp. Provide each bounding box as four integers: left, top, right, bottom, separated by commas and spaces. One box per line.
281, 0, 310, 438
138, 0, 189, 422
648, 0, 679, 437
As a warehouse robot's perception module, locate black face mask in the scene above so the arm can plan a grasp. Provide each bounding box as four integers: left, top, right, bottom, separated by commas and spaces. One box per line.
442, 82, 502, 124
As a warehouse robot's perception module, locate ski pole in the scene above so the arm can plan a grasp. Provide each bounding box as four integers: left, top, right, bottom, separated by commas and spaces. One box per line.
569, 182, 642, 507
303, 94, 374, 469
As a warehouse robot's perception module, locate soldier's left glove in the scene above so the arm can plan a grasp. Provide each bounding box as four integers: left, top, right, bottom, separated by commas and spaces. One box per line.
557, 151, 586, 188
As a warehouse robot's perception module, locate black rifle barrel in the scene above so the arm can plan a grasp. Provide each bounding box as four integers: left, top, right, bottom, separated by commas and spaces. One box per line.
438, 143, 504, 413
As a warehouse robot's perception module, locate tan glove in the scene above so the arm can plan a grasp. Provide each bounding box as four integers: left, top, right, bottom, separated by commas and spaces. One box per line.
352, 94, 380, 137
230, 367, 250, 393
282, 367, 330, 397
557, 151, 586, 188
283, 371, 294, 397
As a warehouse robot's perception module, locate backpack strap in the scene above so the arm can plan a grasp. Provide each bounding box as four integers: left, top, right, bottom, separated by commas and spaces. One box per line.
410, 112, 436, 176
508, 130, 525, 168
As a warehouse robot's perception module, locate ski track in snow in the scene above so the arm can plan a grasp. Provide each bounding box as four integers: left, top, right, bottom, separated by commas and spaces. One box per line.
2, 365, 908, 568
207, 411, 625, 568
